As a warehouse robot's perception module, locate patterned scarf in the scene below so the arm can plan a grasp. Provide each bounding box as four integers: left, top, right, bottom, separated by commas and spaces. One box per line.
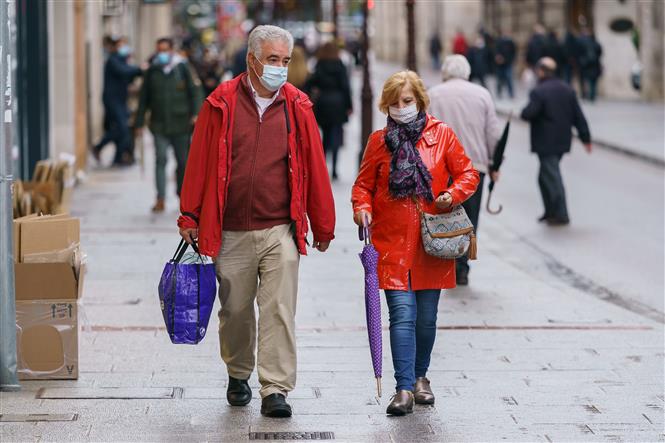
384, 111, 434, 202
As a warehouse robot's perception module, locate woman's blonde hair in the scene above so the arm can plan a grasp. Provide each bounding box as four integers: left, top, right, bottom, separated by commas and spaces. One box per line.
378, 70, 429, 114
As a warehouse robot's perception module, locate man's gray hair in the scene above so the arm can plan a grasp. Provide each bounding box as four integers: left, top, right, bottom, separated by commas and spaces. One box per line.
441, 55, 471, 81
248, 25, 294, 59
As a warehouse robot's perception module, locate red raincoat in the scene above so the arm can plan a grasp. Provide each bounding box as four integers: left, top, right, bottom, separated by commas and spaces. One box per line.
177, 74, 336, 257
352, 115, 479, 291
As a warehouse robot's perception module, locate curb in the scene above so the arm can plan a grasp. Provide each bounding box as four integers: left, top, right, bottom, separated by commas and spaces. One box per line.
496, 107, 665, 168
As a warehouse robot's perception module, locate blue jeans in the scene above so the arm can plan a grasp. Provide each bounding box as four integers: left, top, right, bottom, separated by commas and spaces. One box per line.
385, 288, 441, 392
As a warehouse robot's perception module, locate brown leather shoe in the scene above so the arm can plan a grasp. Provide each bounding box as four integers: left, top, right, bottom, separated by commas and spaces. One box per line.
386, 390, 414, 416
414, 377, 435, 405
151, 199, 165, 213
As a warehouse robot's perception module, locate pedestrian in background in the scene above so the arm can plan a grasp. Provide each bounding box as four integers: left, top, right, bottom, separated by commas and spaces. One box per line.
135, 37, 203, 213
563, 29, 580, 84
305, 41, 352, 181
91, 36, 142, 166
286, 44, 309, 89
429, 33, 442, 70
428, 55, 503, 286
521, 57, 592, 226
526, 24, 547, 69
544, 30, 566, 77
352, 70, 479, 416
452, 29, 468, 56
178, 25, 335, 418
494, 29, 516, 99
467, 34, 490, 88
577, 27, 603, 101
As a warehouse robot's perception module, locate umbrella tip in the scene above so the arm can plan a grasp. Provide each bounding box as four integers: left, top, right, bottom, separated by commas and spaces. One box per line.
377, 377, 382, 397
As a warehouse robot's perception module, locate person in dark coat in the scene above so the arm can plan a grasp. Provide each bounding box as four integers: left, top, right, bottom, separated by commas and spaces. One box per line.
429, 33, 442, 70
543, 30, 566, 77
562, 30, 580, 84
304, 42, 352, 181
135, 37, 204, 213
494, 30, 516, 98
577, 28, 603, 101
525, 24, 547, 68
92, 36, 142, 166
521, 57, 592, 226
467, 34, 490, 88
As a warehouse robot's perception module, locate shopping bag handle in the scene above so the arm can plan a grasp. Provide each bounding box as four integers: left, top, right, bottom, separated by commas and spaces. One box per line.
172, 238, 201, 263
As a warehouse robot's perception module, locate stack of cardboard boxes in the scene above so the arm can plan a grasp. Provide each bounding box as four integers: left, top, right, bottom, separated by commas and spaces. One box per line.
13, 214, 84, 380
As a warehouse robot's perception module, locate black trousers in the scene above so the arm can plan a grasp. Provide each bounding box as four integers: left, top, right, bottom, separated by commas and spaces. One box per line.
456, 172, 485, 273
321, 124, 344, 178
538, 154, 569, 220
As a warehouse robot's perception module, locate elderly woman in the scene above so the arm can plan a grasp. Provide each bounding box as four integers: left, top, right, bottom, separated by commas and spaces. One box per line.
352, 71, 479, 416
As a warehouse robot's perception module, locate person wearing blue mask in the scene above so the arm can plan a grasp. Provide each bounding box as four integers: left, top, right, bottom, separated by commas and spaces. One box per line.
135, 37, 204, 213
177, 25, 335, 418
92, 36, 142, 166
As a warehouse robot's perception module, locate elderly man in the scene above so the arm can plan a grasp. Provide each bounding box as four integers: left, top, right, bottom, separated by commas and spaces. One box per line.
521, 57, 591, 225
428, 55, 502, 286
177, 25, 336, 417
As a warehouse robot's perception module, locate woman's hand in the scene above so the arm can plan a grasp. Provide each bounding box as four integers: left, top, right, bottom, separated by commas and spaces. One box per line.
353, 210, 372, 227
435, 192, 453, 210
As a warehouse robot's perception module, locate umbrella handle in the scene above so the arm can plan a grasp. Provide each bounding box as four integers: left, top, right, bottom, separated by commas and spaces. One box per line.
486, 189, 503, 215
362, 214, 370, 245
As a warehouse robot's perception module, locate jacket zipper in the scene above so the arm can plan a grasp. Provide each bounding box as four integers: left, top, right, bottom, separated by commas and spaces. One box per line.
291, 95, 308, 245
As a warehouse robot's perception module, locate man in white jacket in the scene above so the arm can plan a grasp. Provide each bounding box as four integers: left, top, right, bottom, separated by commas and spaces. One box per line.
428, 55, 503, 285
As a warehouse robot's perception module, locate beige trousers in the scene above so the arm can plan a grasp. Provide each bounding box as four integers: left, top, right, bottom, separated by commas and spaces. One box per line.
215, 224, 299, 398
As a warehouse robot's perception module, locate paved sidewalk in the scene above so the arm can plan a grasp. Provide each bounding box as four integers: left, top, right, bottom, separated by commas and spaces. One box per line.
406, 62, 665, 166
1, 68, 663, 442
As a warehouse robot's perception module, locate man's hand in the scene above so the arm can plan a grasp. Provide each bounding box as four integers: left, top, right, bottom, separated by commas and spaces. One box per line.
489, 170, 500, 182
435, 192, 453, 210
584, 143, 592, 154
353, 210, 372, 226
179, 227, 198, 244
313, 241, 330, 252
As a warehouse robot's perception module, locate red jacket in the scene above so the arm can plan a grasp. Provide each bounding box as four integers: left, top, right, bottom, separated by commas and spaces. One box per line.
352, 115, 479, 290
178, 74, 336, 257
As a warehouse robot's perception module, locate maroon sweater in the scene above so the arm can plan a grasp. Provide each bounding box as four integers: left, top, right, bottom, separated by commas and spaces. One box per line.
222, 80, 291, 231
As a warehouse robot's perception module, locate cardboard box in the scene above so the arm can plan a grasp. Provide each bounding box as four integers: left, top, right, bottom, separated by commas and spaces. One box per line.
12, 214, 38, 263
20, 217, 80, 262
14, 263, 84, 300
16, 300, 78, 380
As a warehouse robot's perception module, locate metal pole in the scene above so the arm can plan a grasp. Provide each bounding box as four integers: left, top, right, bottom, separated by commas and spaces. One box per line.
406, 0, 416, 72
358, 0, 373, 167
0, 0, 20, 391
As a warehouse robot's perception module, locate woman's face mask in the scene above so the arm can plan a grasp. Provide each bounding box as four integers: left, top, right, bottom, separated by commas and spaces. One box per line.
389, 103, 419, 124
252, 57, 288, 92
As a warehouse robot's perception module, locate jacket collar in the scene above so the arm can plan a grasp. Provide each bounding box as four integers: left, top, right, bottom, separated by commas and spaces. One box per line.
421, 114, 443, 147
207, 72, 311, 110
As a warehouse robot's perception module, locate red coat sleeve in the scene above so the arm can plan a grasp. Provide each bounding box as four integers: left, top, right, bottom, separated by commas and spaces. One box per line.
177, 101, 214, 229
301, 106, 336, 243
443, 127, 480, 206
351, 130, 383, 215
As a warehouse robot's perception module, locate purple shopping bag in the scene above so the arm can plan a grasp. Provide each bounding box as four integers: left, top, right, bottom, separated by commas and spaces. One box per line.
158, 239, 216, 344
